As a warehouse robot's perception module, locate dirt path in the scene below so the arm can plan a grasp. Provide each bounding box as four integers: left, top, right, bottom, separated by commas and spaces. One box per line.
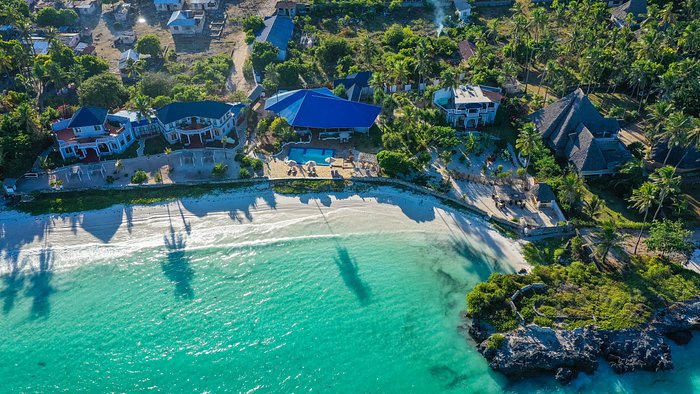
226, 0, 279, 93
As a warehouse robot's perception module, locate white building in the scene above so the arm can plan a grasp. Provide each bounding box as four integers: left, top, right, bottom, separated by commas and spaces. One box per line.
154, 0, 183, 12
433, 85, 503, 129
52, 107, 137, 161
155, 101, 247, 146
68, 0, 101, 16
454, 0, 472, 22
167, 10, 205, 35
189, 0, 218, 11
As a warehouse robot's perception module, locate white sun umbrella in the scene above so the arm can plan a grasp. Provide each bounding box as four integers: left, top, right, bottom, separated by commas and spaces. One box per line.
287, 160, 298, 167
324, 157, 336, 164
307, 160, 317, 167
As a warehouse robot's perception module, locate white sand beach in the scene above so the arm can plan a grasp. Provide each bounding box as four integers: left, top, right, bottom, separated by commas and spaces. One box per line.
0, 186, 526, 275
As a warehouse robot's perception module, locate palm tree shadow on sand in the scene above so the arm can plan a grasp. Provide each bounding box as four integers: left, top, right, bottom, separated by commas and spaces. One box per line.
334, 247, 371, 305
26, 246, 56, 319
162, 226, 194, 300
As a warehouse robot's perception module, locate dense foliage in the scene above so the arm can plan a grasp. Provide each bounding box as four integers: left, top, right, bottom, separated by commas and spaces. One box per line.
467, 256, 700, 332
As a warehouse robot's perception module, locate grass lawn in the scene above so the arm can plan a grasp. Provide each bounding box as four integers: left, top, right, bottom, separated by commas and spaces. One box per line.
483, 109, 519, 147
353, 124, 383, 153
109, 141, 140, 160
15, 182, 258, 215
588, 92, 639, 117
583, 181, 643, 228
143, 135, 184, 155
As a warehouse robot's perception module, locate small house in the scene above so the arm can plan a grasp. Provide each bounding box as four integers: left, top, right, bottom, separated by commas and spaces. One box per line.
118, 49, 140, 74
116, 30, 137, 44
275, 1, 304, 17
114, 3, 131, 23
531, 183, 556, 208
189, 0, 218, 11
69, 0, 101, 16
333, 72, 373, 102
57, 32, 80, 48
454, 0, 472, 22
154, 0, 183, 12
167, 10, 205, 35
254, 15, 294, 61
611, 0, 647, 27
458, 40, 477, 62
74, 42, 96, 55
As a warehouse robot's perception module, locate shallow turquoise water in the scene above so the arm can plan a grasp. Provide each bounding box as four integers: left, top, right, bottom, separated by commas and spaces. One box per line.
1, 224, 699, 392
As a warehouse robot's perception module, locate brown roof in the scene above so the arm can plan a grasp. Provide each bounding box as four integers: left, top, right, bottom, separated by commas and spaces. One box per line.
482, 90, 503, 103
275, 1, 297, 8
458, 40, 477, 61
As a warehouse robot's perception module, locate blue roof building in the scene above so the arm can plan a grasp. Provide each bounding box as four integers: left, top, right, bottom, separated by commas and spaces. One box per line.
167, 10, 205, 35
264, 88, 381, 133
156, 100, 248, 146
333, 71, 373, 102
67, 106, 108, 129
254, 15, 294, 61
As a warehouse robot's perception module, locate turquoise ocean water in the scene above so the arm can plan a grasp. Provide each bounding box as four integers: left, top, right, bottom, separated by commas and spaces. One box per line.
1, 210, 700, 392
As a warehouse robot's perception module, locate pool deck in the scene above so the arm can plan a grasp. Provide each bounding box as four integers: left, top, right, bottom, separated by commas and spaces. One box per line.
265, 157, 379, 179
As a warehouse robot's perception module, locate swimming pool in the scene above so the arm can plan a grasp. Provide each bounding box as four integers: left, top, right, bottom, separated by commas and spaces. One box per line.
288, 147, 336, 166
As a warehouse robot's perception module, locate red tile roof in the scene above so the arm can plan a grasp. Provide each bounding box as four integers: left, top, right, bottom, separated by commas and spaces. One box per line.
458, 40, 477, 61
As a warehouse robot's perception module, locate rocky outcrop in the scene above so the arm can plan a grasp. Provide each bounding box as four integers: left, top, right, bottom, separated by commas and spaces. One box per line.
471, 299, 700, 384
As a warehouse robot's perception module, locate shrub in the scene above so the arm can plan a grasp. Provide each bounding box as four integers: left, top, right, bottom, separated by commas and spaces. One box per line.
105, 175, 114, 184
131, 170, 148, 184
377, 150, 415, 177
485, 334, 505, 350
211, 162, 228, 178
239, 168, 251, 179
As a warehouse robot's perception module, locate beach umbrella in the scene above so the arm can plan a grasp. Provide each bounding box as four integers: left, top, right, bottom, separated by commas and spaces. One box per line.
307, 160, 317, 167
287, 160, 297, 167
324, 157, 335, 164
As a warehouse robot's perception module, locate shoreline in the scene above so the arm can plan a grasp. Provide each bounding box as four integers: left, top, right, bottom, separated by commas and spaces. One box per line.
0, 185, 528, 276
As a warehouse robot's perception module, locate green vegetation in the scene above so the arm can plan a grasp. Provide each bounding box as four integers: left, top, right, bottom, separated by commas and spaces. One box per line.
467, 256, 700, 332
35, 7, 77, 28
211, 163, 228, 178
16, 182, 258, 215
485, 334, 505, 350
273, 179, 349, 194
131, 170, 149, 184
135, 35, 162, 58
78, 73, 129, 109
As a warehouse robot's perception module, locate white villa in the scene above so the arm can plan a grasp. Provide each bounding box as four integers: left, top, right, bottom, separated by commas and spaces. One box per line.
167, 10, 205, 35
155, 100, 247, 146
52, 100, 248, 161
433, 85, 503, 129
52, 107, 136, 161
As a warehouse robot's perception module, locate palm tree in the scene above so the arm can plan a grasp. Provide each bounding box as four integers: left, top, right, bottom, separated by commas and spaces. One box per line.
616, 158, 646, 189
357, 34, 378, 68
515, 122, 539, 169
645, 101, 674, 152
629, 182, 657, 255
583, 195, 604, 221
130, 93, 154, 124
674, 117, 700, 170
593, 220, 624, 265
649, 165, 681, 221
440, 66, 458, 91
659, 111, 690, 165
390, 58, 411, 88
414, 41, 433, 87
559, 171, 584, 212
